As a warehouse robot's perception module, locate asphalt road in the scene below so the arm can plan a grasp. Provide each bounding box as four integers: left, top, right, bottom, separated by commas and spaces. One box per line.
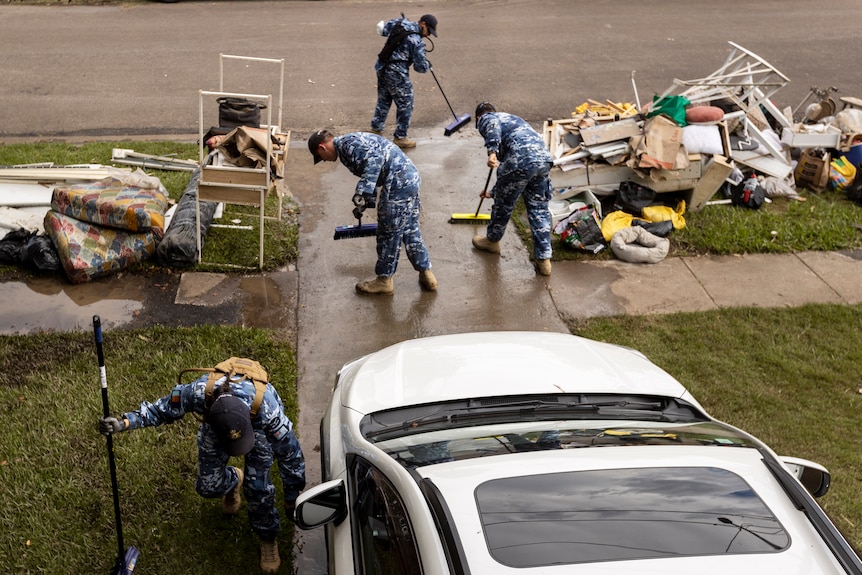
2, 0, 862, 141
4, 2, 862, 574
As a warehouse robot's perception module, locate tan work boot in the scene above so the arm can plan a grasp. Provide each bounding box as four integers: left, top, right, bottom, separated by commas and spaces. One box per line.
394, 137, 416, 149
472, 235, 501, 254
355, 276, 394, 295
370, 128, 383, 135
419, 269, 438, 291
222, 466, 243, 515
260, 539, 281, 574
536, 259, 552, 276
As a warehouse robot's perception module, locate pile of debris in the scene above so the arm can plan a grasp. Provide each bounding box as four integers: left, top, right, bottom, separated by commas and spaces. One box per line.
0, 165, 171, 283
544, 41, 862, 263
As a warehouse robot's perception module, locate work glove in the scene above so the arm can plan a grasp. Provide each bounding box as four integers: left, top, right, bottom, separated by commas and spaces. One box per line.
99, 416, 128, 435
352, 193, 376, 210
376, 20, 386, 36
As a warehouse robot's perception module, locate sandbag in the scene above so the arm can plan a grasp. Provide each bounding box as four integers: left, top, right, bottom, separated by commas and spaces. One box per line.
156, 168, 218, 268
610, 226, 670, 264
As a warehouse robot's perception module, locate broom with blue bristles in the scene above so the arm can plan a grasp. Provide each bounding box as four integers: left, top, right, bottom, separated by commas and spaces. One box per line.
334, 195, 378, 240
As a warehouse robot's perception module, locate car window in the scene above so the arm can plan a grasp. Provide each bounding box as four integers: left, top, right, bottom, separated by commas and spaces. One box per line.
475, 466, 789, 568
376, 421, 757, 469
351, 457, 422, 574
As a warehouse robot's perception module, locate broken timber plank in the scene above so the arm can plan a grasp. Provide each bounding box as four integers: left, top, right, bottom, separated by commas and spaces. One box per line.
579, 118, 642, 147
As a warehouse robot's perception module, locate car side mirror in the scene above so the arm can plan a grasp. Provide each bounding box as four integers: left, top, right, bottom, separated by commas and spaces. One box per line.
294, 479, 348, 529
780, 456, 831, 498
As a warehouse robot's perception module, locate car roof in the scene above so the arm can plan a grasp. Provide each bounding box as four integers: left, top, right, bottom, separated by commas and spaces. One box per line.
339, 331, 702, 415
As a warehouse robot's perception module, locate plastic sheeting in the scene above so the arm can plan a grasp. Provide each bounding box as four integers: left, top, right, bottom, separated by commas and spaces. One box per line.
156, 168, 218, 267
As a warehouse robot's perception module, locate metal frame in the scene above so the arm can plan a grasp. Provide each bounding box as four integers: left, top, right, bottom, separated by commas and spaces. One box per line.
656, 42, 790, 116
219, 54, 284, 132
196, 90, 273, 269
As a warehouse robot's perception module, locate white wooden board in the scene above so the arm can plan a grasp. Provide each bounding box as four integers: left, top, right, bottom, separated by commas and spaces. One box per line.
0, 183, 54, 207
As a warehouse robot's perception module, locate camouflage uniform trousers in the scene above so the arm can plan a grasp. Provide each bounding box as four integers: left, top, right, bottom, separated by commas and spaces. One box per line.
375, 195, 431, 277
486, 161, 553, 261
195, 424, 305, 541
371, 66, 415, 140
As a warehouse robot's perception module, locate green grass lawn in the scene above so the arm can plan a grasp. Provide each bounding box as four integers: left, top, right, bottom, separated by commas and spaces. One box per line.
0, 325, 298, 575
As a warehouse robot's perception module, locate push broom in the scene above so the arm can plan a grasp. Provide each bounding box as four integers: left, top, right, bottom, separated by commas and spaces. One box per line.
428, 62, 471, 136
93, 316, 140, 575
334, 208, 377, 240
449, 167, 493, 224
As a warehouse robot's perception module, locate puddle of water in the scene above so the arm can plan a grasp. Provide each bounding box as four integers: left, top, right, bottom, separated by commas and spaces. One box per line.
240, 275, 285, 329
1, 276, 144, 335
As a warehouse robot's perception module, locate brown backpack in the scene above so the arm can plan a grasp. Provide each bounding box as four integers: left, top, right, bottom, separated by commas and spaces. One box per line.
178, 357, 269, 421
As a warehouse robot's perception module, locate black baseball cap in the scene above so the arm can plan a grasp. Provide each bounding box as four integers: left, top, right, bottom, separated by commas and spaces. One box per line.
208, 394, 254, 456
308, 130, 331, 164
420, 14, 438, 37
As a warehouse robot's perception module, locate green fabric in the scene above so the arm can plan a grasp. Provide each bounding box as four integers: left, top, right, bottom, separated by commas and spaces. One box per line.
646, 94, 691, 126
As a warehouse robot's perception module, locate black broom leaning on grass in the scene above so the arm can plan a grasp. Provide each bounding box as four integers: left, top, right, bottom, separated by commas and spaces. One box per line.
94, 316, 140, 575
449, 167, 493, 224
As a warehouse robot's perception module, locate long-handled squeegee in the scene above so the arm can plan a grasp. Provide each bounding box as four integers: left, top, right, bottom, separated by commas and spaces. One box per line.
428, 64, 471, 136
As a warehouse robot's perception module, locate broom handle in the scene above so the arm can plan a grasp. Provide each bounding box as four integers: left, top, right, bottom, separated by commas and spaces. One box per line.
474, 168, 493, 217
428, 65, 459, 120
94, 316, 126, 573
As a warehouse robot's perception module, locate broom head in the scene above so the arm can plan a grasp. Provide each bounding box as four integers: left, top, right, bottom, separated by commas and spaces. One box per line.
448, 213, 491, 224
334, 223, 378, 240
444, 113, 472, 136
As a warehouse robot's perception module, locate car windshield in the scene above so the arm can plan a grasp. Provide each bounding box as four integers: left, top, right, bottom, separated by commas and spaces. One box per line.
360, 393, 709, 443
373, 420, 757, 468
476, 466, 789, 567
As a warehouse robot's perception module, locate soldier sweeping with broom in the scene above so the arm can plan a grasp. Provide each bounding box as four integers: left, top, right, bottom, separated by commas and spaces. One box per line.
471, 102, 554, 276
309, 129, 438, 295
99, 357, 306, 574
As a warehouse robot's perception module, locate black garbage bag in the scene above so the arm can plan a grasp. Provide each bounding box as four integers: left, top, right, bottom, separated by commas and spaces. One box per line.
729, 175, 765, 209
615, 181, 656, 216
156, 168, 218, 267
1, 228, 62, 272
22, 234, 63, 272
633, 219, 674, 238
0, 228, 33, 265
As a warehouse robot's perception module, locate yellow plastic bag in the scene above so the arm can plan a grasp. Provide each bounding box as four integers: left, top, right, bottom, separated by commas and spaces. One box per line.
601, 211, 634, 242
829, 156, 857, 191
642, 200, 687, 230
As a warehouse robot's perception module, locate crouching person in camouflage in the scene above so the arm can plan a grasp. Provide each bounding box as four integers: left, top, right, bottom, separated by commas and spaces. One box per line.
99, 358, 306, 574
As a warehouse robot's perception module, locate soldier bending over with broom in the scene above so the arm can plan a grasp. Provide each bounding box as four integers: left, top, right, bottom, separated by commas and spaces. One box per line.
309, 129, 438, 295
472, 102, 554, 276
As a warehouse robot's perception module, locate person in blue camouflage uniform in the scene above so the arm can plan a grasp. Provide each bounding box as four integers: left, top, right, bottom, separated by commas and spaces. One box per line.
472, 102, 554, 276
371, 14, 437, 149
309, 129, 438, 295
99, 368, 305, 574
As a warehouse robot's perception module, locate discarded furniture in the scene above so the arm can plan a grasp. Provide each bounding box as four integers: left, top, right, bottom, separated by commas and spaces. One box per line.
195, 54, 288, 269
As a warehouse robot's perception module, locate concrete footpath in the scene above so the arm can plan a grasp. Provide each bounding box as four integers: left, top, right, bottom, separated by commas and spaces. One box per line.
550, 249, 862, 323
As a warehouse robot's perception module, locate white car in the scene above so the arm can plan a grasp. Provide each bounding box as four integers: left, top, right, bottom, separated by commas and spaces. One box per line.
295, 331, 862, 574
